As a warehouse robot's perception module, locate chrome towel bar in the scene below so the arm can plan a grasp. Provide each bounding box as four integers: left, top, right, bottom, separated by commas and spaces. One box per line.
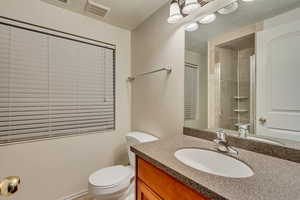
128, 67, 172, 81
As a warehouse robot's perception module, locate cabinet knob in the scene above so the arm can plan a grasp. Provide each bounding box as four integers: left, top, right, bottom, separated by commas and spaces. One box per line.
0, 176, 21, 197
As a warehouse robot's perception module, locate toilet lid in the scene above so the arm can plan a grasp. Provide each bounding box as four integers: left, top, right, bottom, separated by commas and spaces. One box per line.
89, 165, 132, 188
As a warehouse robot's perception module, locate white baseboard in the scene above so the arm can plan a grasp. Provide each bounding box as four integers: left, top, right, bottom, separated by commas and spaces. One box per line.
57, 189, 88, 200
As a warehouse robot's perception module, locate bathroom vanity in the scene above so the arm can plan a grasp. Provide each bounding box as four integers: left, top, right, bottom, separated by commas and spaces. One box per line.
132, 135, 300, 200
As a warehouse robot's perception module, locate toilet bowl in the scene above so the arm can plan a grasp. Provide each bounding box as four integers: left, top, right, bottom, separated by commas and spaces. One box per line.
88, 165, 134, 200
88, 132, 158, 200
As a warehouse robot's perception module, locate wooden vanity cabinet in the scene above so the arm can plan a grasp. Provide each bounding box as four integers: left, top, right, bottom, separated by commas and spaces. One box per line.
137, 179, 162, 200
135, 157, 210, 200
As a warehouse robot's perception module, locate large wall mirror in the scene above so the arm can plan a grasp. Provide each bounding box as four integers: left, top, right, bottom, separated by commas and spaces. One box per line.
184, 0, 300, 148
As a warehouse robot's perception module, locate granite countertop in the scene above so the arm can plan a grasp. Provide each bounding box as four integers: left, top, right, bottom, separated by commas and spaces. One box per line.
131, 135, 300, 200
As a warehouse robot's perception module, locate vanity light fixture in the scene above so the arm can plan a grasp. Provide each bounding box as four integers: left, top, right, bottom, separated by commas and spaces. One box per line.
198, 13, 216, 24
217, 1, 239, 15
173, 0, 254, 26
167, 0, 183, 24
182, 0, 201, 15
184, 22, 199, 31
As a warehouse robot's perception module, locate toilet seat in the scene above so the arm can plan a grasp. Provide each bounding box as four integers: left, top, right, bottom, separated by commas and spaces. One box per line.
88, 165, 134, 196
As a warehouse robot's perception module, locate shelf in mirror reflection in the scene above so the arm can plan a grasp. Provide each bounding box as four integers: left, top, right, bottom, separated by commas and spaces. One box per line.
234, 109, 248, 112
233, 96, 248, 100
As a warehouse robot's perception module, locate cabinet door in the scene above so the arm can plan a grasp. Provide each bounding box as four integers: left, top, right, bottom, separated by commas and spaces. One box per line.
137, 179, 162, 200
137, 158, 210, 200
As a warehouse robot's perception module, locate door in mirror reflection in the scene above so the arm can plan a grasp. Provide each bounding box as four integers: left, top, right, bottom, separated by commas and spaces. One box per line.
256, 18, 300, 141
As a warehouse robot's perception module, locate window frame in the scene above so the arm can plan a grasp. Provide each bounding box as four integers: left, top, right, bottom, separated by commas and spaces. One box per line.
0, 16, 116, 145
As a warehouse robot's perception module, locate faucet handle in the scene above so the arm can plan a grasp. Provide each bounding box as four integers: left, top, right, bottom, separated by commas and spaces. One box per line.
216, 129, 226, 141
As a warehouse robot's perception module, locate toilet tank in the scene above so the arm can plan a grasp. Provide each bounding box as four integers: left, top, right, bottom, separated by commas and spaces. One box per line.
126, 132, 158, 168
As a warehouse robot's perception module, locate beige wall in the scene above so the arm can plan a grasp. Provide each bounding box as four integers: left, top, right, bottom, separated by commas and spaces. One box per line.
0, 0, 131, 200
263, 7, 300, 29
131, 4, 185, 139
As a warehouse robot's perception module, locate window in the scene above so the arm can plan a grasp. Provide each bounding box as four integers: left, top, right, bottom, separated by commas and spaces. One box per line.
184, 64, 198, 120
0, 17, 115, 144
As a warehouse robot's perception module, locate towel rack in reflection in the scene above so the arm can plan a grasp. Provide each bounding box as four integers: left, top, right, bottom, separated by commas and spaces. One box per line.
185, 62, 199, 69
128, 67, 172, 81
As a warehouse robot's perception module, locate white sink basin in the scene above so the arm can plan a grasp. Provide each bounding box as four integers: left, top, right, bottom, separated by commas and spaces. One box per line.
174, 148, 254, 178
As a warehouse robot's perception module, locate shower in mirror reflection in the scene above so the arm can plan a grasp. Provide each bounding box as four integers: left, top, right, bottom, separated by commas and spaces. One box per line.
213, 34, 255, 134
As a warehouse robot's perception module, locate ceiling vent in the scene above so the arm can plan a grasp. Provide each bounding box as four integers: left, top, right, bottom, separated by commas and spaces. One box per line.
85, 0, 111, 18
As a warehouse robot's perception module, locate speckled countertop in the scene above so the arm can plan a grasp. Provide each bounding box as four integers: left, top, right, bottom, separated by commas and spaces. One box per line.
131, 135, 300, 200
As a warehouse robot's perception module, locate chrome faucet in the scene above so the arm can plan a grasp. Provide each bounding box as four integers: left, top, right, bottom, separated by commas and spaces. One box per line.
213, 129, 239, 155
238, 124, 250, 138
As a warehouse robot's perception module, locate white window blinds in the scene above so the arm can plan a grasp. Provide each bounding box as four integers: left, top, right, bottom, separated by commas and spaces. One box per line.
0, 22, 115, 144
184, 65, 198, 120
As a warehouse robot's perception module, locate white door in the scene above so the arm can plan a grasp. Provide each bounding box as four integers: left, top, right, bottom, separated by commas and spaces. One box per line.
256, 19, 300, 141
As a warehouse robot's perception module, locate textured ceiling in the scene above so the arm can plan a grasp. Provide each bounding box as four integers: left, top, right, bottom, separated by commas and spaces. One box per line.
41, 0, 170, 30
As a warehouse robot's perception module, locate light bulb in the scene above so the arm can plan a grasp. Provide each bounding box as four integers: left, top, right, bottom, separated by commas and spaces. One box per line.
184, 22, 199, 32
198, 14, 216, 24
182, 0, 200, 15
167, 0, 183, 24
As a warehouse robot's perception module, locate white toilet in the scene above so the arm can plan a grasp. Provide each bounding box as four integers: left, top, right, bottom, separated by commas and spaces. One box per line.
88, 132, 158, 200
